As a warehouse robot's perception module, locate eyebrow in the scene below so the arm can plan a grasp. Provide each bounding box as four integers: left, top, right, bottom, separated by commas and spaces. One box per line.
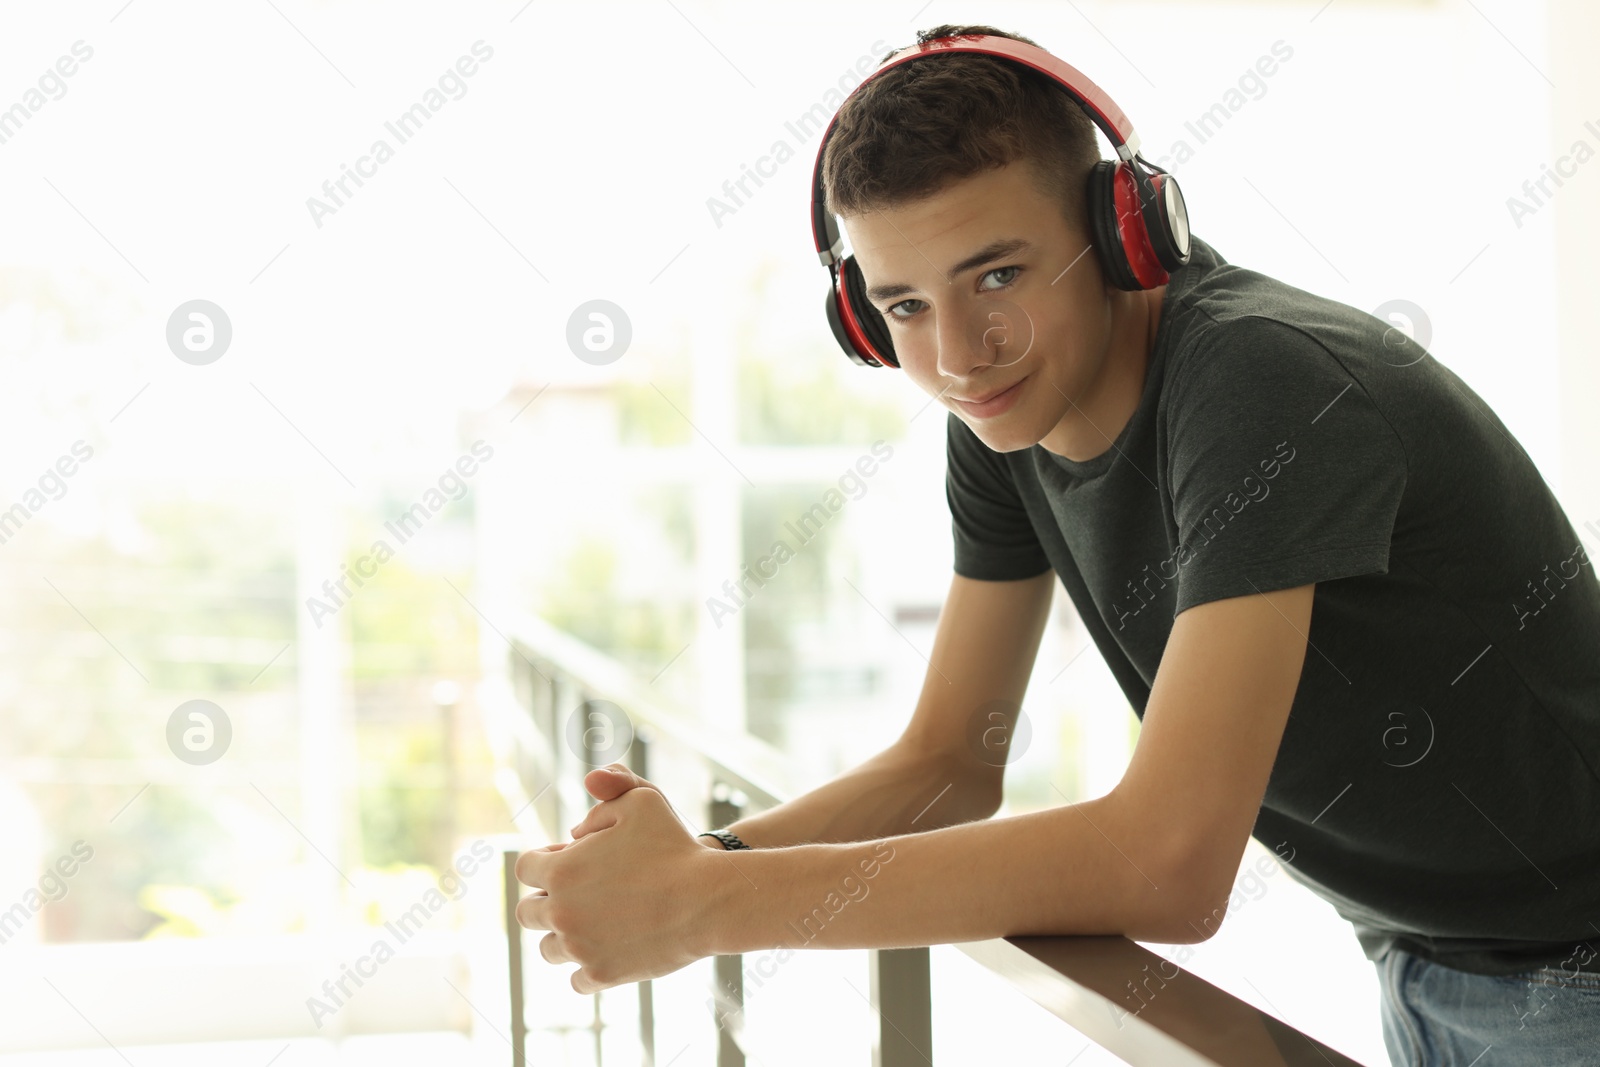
864, 237, 1034, 304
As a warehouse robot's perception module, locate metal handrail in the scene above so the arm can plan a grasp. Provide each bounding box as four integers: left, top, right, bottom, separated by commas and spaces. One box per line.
957, 937, 1365, 1065
502, 610, 793, 811
486, 612, 1369, 1067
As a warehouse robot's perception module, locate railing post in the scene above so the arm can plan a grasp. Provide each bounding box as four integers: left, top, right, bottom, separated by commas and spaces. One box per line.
870, 947, 932, 1067
531, 658, 560, 834
503, 848, 527, 1067
556, 676, 579, 829
575, 687, 606, 1067
633, 729, 657, 1067
709, 782, 747, 1067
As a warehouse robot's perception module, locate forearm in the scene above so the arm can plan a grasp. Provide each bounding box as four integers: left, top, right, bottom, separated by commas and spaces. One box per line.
702, 790, 1199, 956
714, 740, 997, 849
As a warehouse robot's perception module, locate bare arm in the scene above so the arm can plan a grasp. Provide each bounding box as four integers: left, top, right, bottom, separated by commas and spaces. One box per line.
708, 569, 1056, 848
517, 582, 1314, 992
708, 742, 988, 849
701, 583, 1315, 954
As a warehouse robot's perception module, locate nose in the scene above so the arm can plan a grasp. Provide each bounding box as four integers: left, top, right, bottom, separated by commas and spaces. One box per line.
934, 304, 994, 380
935, 299, 1033, 379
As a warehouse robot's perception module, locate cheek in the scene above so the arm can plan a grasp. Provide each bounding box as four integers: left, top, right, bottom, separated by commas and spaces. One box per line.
897, 351, 941, 392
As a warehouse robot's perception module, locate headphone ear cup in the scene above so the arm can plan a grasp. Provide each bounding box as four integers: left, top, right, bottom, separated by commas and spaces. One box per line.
1087, 160, 1141, 291
1141, 170, 1191, 273
825, 283, 872, 366
838, 255, 897, 367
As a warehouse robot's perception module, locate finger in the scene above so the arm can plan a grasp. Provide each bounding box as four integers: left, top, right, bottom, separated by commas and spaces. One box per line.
515, 890, 551, 931
539, 931, 571, 966
572, 967, 602, 995
569, 802, 622, 840
514, 843, 565, 888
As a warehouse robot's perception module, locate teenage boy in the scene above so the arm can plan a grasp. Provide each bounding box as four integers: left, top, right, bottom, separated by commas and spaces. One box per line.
517, 24, 1600, 1062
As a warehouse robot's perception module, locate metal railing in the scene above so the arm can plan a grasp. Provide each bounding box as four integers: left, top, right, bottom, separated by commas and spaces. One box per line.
484, 611, 1368, 1066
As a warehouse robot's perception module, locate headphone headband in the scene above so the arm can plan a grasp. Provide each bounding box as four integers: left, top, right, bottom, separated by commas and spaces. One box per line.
811, 33, 1144, 266
809, 32, 1191, 368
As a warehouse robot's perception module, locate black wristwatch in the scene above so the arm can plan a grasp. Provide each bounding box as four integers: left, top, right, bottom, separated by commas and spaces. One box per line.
698, 829, 751, 850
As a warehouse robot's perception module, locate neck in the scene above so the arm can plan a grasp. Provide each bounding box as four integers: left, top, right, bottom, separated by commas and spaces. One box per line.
1040, 285, 1165, 462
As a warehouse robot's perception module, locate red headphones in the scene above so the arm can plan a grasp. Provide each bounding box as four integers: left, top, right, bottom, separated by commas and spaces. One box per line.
810, 33, 1192, 369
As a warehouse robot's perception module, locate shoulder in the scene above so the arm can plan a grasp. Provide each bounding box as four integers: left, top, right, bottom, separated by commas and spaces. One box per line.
1157, 301, 1408, 475
1159, 262, 1394, 400
1161, 303, 1397, 437
1171, 311, 1346, 380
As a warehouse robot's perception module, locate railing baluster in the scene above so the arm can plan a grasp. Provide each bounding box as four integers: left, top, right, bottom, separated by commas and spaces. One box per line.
634, 729, 657, 1067
709, 782, 747, 1067
533, 660, 560, 834
870, 947, 932, 1067
575, 687, 607, 1067
503, 848, 527, 1067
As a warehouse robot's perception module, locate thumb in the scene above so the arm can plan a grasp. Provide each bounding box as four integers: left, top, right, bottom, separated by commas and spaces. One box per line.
583, 763, 648, 803
571, 765, 652, 840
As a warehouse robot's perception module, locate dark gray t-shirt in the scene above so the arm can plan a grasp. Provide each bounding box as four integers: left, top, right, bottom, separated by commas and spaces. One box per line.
947, 235, 1600, 976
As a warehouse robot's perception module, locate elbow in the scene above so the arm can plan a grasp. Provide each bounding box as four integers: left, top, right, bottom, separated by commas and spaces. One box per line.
970, 776, 1004, 821
1152, 851, 1235, 940
934, 777, 1002, 827
1090, 791, 1242, 945
894, 736, 1004, 825
1124, 832, 1237, 945
929, 747, 1005, 824
1141, 893, 1229, 945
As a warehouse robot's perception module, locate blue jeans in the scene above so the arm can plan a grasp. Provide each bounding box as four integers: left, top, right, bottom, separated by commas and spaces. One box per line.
1376, 945, 1600, 1065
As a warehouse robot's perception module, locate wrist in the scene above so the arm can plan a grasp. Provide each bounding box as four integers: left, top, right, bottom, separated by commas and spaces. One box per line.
698, 828, 749, 851
690, 842, 752, 958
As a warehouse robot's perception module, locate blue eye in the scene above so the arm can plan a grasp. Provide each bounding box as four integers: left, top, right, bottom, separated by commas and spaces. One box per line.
980, 266, 1021, 290
882, 265, 1024, 322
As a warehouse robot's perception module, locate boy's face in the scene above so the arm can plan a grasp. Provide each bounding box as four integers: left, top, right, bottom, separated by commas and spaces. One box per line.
843, 159, 1127, 454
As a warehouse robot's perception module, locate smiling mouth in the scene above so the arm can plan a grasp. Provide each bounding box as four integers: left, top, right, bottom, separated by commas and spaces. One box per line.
951, 377, 1024, 404
948, 374, 1031, 417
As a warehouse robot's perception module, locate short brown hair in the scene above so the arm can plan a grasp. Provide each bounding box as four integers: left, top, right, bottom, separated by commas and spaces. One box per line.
821, 24, 1102, 231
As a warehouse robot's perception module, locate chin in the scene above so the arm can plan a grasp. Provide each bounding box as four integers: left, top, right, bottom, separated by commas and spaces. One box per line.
966, 415, 1043, 454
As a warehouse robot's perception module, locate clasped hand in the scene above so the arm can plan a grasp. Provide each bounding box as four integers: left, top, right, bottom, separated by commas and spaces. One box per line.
514, 763, 725, 993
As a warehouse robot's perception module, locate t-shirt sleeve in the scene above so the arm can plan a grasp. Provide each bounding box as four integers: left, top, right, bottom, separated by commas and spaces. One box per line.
945, 410, 1053, 581
1165, 316, 1408, 614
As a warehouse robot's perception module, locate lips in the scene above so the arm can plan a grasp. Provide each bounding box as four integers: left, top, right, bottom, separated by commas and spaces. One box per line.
950, 374, 1030, 418
952, 381, 1020, 404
